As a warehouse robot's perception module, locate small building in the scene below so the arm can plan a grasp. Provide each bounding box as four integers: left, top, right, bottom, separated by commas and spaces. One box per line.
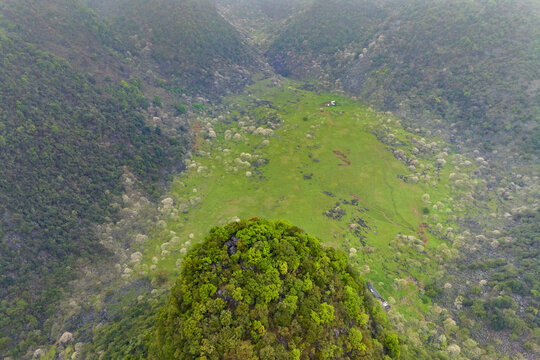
321, 100, 337, 107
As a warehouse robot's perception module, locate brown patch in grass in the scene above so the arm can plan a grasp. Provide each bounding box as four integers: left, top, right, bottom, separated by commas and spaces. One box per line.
333, 150, 351, 166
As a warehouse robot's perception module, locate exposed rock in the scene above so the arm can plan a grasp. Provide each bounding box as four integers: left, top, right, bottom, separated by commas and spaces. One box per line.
58, 331, 73, 345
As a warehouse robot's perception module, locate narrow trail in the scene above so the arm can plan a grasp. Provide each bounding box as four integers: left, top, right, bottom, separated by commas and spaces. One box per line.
381, 211, 404, 227
381, 160, 417, 233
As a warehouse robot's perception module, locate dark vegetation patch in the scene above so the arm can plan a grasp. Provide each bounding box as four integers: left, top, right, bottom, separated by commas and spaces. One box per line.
322, 191, 336, 197
323, 203, 346, 221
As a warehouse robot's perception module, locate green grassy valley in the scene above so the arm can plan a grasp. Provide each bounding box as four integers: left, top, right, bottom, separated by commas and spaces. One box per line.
147, 80, 439, 304
1, 1, 539, 359
77, 79, 506, 359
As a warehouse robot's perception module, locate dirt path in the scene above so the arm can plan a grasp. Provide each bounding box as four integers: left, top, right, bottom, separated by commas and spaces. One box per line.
381, 160, 416, 232
418, 223, 429, 244
381, 211, 404, 227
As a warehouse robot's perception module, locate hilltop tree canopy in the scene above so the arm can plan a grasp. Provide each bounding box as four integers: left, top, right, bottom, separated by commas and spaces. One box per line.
151, 218, 399, 359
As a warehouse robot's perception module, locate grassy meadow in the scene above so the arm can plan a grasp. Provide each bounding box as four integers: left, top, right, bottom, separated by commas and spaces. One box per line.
137, 79, 470, 320
76, 78, 492, 359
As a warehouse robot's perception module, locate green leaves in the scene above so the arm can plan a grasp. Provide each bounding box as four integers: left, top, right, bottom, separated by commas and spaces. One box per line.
385, 333, 401, 359
199, 284, 217, 302
0, 28, 188, 356
151, 219, 397, 359
348, 328, 366, 353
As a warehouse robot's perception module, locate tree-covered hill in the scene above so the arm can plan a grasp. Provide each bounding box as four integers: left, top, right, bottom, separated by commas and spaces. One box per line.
151, 219, 401, 359
2, 0, 260, 96
344, 0, 540, 159
214, 0, 314, 49
86, 0, 259, 96
266, 0, 386, 79
266, 0, 540, 160
0, 0, 126, 80
0, 29, 186, 357
0, 1, 255, 356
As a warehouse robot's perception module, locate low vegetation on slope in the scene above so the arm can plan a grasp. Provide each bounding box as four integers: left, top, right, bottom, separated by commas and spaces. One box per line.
151, 218, 400, 359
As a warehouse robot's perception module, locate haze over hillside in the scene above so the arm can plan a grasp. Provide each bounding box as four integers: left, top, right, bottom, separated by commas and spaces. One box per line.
0, 0, 538, 359
265, 0, 540, 162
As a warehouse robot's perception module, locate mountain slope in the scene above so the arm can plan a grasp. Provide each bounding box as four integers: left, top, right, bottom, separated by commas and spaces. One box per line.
0, 1, 257, 356
344, 0, 540, 158
0, 28, 186, 358
0, 0, 125, 79
86, 0, 259, 96
266, 0, 386, 79
214, 0, 313, 49
266, 0, 540, 160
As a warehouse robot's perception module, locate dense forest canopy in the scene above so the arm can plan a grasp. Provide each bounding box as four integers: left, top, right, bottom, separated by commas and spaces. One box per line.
151, 219, 400, 359
0, 3, 187, 356
86, 0, 258, 95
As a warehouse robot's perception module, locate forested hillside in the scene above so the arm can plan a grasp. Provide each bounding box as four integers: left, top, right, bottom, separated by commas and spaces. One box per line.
344, 0, 540, 159
215, 0, 313, 48
0, 1, 264, 355
266, 0, 386, 79
267, 0, 540, 160
0, 0, 126, 79
86, 0, 258, 95
0, 29, 186, 356
1, 1, 539, 359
